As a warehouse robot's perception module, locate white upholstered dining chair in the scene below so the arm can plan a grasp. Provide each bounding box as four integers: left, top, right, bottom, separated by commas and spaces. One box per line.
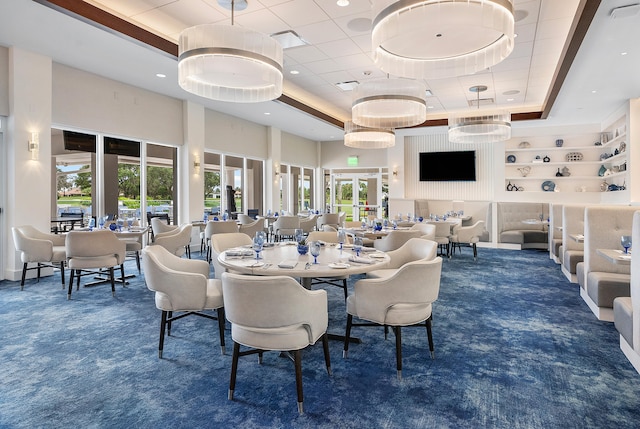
12, 225, 67, 290
343, 256, 443, 379
221, 272, 331, 414
65, 230, 126, 300
142, 245, 226, 358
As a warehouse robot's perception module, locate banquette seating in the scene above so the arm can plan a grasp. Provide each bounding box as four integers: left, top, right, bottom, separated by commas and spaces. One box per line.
614, 210, 640, 374
579, 206, 635, 321
496, 202, 549, 250
549, 203, 563, 264
562, 205, 587, 283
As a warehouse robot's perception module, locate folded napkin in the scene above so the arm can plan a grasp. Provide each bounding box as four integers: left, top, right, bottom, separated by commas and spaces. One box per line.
360, 246, 377, 253
278, 260, 298, 269
349, 255, 374, 264
226, 248, 254, 257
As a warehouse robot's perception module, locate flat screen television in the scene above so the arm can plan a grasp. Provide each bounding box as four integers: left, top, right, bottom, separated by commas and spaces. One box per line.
419, 151, 476, 181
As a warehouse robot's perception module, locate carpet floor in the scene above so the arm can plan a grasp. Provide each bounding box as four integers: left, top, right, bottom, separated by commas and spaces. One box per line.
1, 247, 639, 428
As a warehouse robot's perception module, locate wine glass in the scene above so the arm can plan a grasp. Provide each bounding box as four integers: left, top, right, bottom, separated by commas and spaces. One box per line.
127, 218, 134, 230
383, 218, 389, 229
98, 216, 106, 229
116, 218, 125, 232
253, 235, 264, 260
310, 241, 321, 264
222, 211, 229, 221
337, 228, 346, 250
294, 228, 304, 244
88, 218, 96, 231
353, 237, 363, 257
621, 235, 632, 254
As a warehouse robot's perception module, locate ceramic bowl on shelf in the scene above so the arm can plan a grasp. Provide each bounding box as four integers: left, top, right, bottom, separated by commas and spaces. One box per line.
541, 181, 556, 192
506, 155, 516, 163
518, 141, 531, 148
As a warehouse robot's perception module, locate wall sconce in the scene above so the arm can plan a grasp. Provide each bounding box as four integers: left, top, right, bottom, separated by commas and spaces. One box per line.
393, 168, 398, 177
28, 132, 39, 160
274, 165, 280, 177
193, 155, 201, 174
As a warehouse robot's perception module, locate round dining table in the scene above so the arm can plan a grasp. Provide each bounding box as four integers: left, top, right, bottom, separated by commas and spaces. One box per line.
218, 242, 390, 288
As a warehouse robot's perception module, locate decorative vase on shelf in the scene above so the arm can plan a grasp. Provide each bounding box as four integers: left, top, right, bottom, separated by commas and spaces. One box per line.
555, 139, 564, 147
555, 168, 563, 177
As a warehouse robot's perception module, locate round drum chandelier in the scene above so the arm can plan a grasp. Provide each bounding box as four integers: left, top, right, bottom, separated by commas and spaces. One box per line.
178, 0, 283, 103
344, 121, 395, 149
352, 78, 427, 128
448, 85, 511, 143
372, 0, 515, 79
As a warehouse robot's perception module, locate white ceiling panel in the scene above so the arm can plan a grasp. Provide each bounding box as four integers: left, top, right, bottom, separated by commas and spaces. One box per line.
3, 0, 635, 141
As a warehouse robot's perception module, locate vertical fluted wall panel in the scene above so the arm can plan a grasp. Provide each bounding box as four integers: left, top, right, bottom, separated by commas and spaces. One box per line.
404, 134, 495, 201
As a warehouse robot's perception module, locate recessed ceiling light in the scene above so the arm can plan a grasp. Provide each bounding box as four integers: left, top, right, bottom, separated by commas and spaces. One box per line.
337, 0, 349, 6
621, 52, 628, 56
264, 112, 271, 115
156, 73, 166, 78
503, 89, 520, 95
427, 105, 434, 109
592, 90, 597, 94
290, 70, 300, 75
425, 89, 433, 97
507, 98, 514, 101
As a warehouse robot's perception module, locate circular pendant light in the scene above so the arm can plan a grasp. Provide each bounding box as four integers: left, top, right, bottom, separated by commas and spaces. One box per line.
352, 78, 427, 128
344, 121, 395, 149
178, 1, 283, 103
372, 0, 515, 79
448, 85, 511, 143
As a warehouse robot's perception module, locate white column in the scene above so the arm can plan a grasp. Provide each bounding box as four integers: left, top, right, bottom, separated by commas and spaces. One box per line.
5, 47, 53, 281
181, 100, 205, 224
267, 127, 281, 213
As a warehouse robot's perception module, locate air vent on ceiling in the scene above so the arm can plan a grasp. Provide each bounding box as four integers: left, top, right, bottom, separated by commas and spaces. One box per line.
610, 4, 640, 19
336, 81, 359, 91
468, 98, 495, 107
270, 30, 308, 49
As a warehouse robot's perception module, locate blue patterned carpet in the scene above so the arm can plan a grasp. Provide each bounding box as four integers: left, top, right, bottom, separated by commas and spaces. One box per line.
1, 247, 639, 428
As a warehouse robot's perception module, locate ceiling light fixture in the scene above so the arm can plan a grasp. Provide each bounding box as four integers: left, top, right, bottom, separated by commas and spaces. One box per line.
344, 121, 395, 149
352, 77, 427, 128
448, 85, 511, 144
371, 0, 515, 79
178, 0, 283, 103
337, 0, 350, 6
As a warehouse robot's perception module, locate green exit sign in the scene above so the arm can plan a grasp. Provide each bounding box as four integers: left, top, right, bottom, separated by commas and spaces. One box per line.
347, 156, 358, 166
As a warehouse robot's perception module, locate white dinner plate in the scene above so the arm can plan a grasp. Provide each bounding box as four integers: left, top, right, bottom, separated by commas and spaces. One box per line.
328, 262, 350, 269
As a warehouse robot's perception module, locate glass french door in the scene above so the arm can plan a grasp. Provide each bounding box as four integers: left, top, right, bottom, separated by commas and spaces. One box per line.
331, 173, 381, 222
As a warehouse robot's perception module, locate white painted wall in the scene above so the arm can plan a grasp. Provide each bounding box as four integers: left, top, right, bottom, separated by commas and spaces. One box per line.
205, 109, 268, 159
52, 63, 183, 145
0, 46, 8, 117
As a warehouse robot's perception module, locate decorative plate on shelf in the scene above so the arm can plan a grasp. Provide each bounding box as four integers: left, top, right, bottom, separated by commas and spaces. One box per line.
506, 155, 516, 163
518, 141, 531, 148
566, 152, 583, 162
541, 181, 556, 192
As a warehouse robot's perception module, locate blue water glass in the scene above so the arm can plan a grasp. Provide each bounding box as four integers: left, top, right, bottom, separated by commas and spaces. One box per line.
621, 235, 632, 254
337, 228, 346, 250
253, 237, 263, 259
383, 219, 389, 228
354, 237, 363, 257
88, 218, 95, 231
116, 219, 124, 232
310, 241, 321, 264
127, 218, 133, 230
222, 212, 228, 221
392, 220, 398, 230
98, 217, 105, 229
295, 228, 304, 244
204, 213, 209, 222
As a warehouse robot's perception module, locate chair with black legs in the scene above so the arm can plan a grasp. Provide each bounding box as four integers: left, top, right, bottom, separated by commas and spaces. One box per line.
343, 256, 443, 379
12, 225, 67, 290
65, 230, 126, 300
221, 272, 331, 415
142, 245, 226, 358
